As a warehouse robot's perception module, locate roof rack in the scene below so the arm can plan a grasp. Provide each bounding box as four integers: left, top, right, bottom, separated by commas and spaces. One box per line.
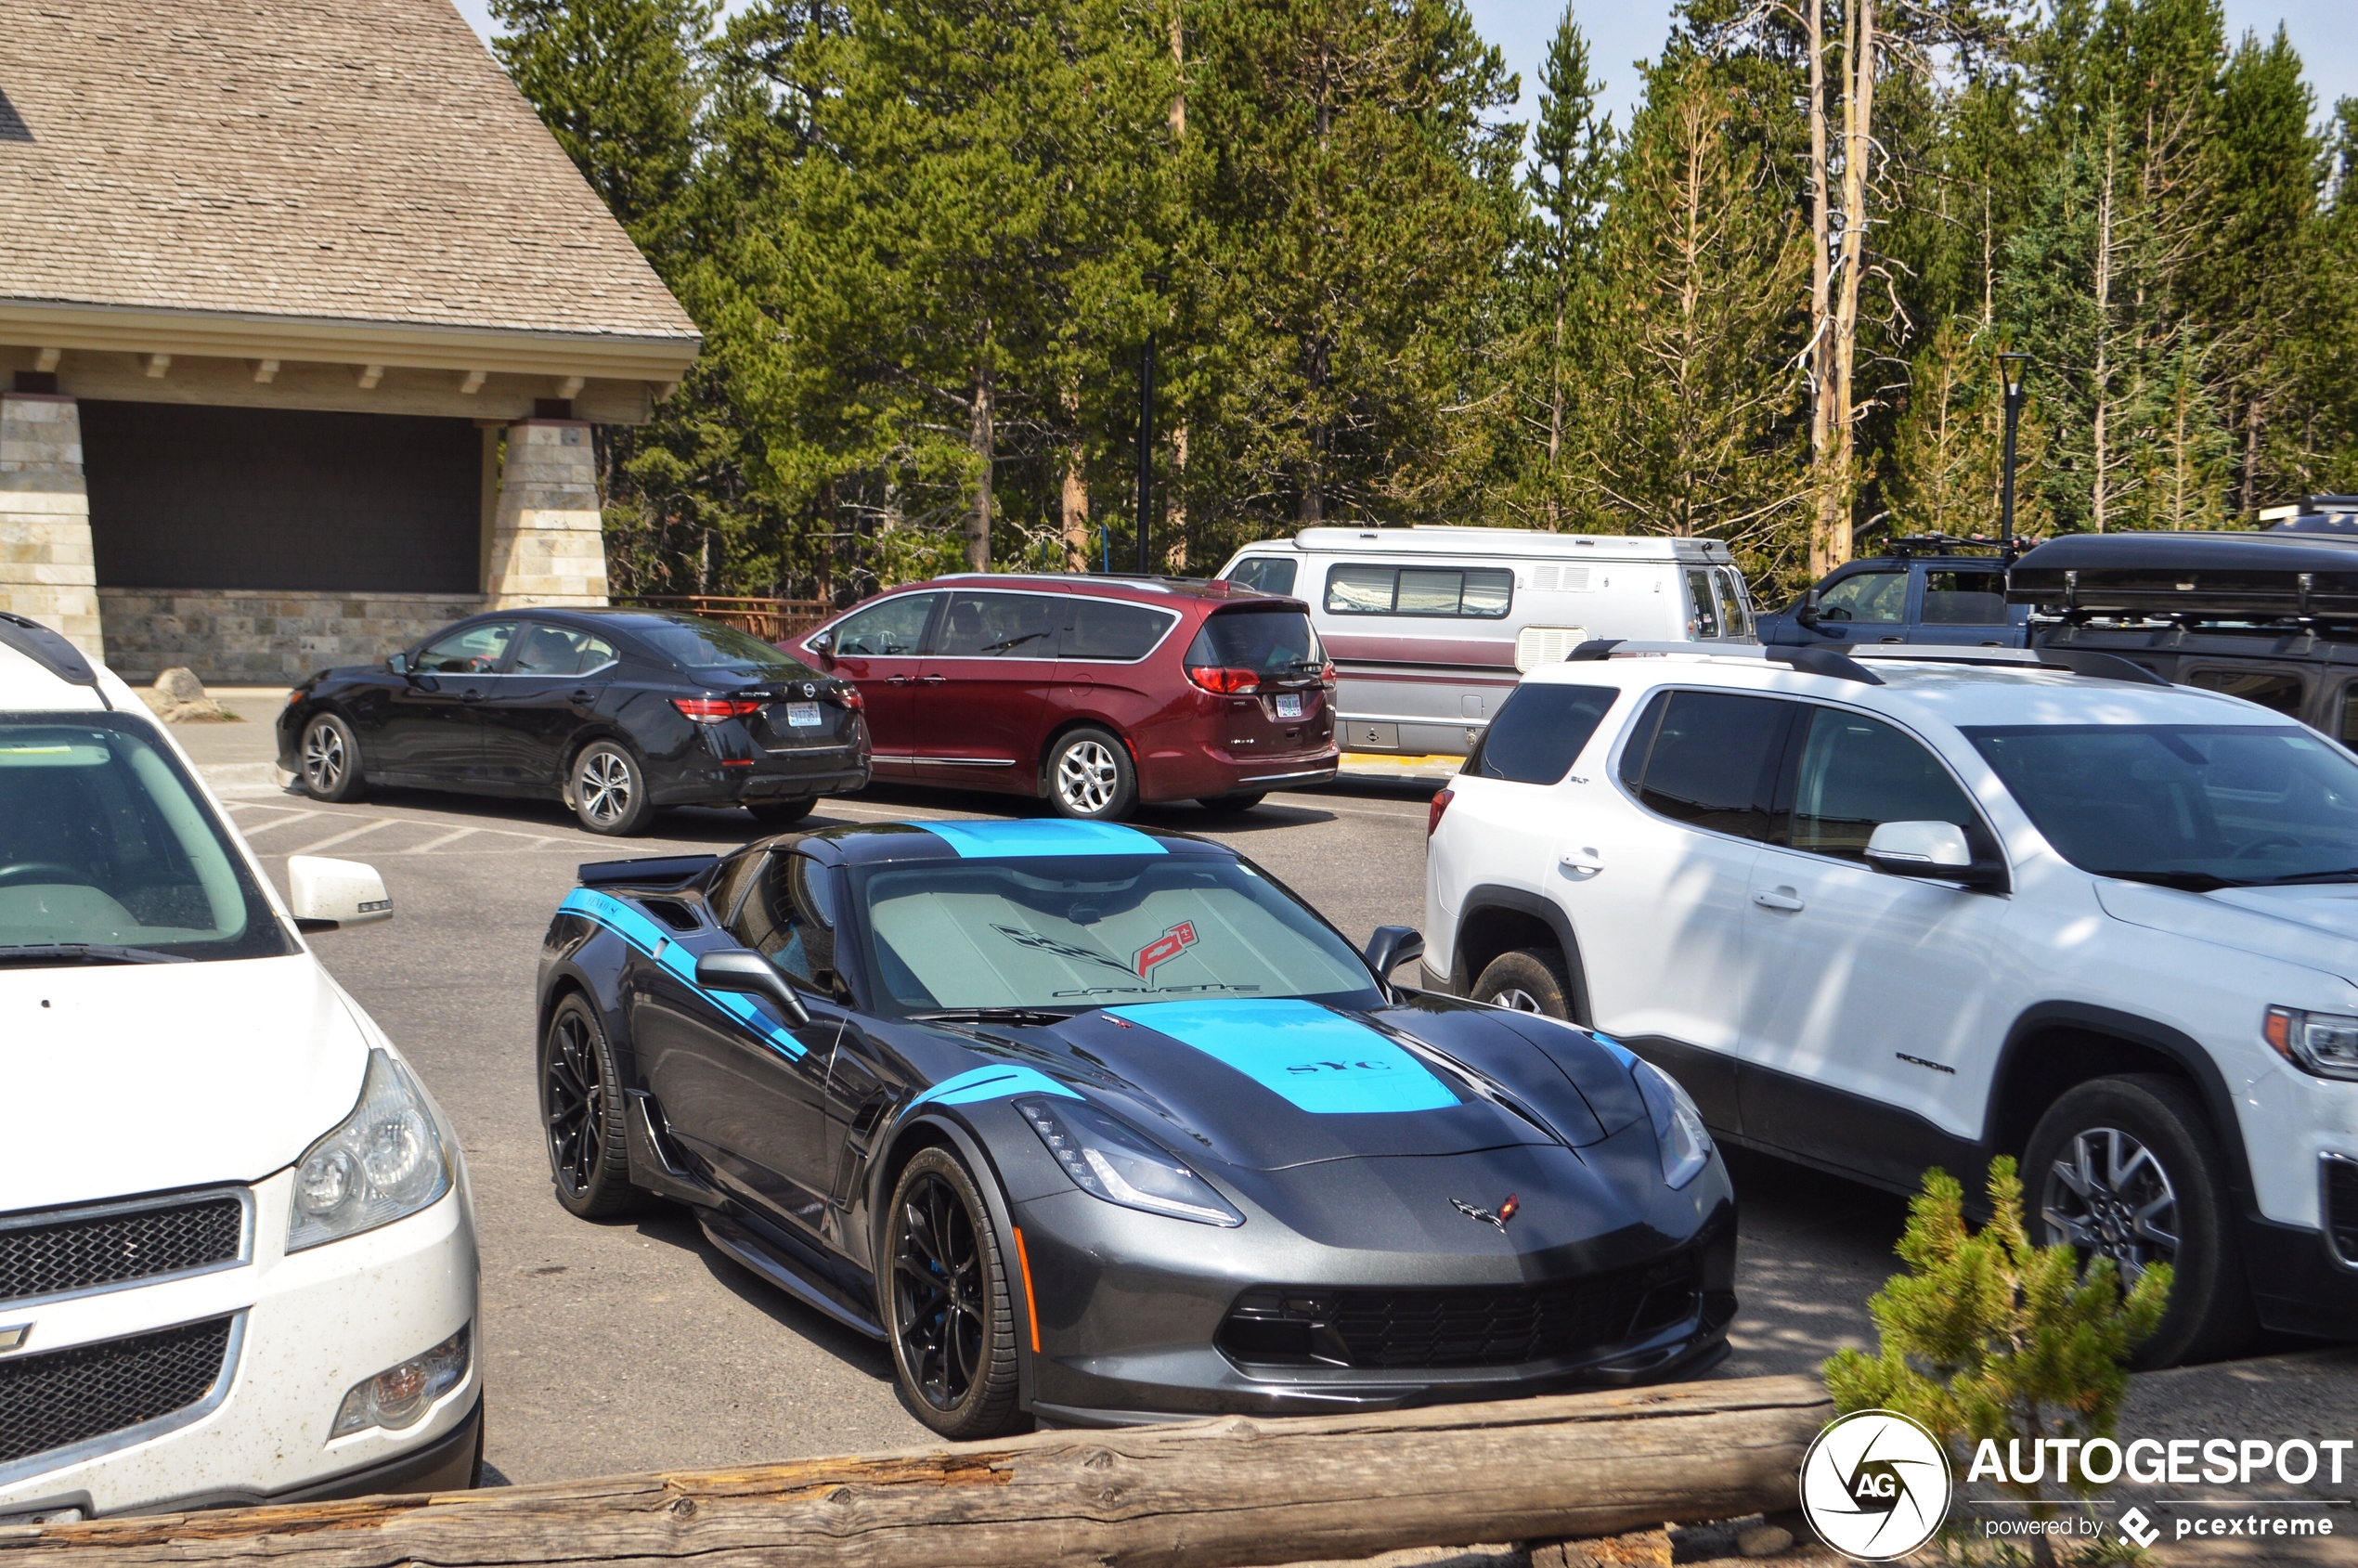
1843, 643, 2170, 686
0, 611, 108, 706
1874, 532, 2011, 561
1565, 638, 2170, 689
1564, 640, 1885, 686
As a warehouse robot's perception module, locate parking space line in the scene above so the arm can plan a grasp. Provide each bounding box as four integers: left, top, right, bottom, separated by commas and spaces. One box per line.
230, 810, 323, 836
402, 826, 481, 854
284, 819, 397, 855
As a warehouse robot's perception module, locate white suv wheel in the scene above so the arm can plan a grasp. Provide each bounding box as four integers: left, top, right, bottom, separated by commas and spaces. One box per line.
2039, 1125, 2180, 1280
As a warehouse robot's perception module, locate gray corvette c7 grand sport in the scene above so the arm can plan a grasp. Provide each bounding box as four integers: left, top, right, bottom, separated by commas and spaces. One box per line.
535, 818, 1736, 1435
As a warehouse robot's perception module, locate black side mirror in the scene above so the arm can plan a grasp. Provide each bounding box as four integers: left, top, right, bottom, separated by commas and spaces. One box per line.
1363, 926, 1425, 983
695, 948, 812, 1027
385, 652, 410, 676
1794, 589, 1822, 630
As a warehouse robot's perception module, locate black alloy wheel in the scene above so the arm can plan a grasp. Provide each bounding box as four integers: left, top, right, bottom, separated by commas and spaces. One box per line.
2023, 1074, 2254, 1367
539, 994, 641, 1218
1472, 948, 1572, 1020
747, 797, 818, 827
299, 713, 367, 802
886, 1148, 1021, 1438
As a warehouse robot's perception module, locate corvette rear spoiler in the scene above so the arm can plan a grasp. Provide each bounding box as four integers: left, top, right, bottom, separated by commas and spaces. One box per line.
577, 854, 719, 890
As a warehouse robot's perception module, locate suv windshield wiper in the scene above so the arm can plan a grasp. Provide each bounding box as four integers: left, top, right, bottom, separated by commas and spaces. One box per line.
909, 1006, 1076, 1027
0, 942, 193, 966
2095, 869, 2237, 892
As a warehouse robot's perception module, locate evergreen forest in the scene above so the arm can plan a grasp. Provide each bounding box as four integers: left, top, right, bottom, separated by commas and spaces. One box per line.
491, 0, 2358, 602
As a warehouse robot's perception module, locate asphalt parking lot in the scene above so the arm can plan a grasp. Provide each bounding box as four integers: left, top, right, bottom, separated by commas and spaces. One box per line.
180, 699, 2358, 1557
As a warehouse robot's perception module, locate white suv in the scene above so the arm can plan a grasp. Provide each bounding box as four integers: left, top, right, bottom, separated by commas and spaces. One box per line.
1425, 640, 2358, 1366
0, 616, 479, 1519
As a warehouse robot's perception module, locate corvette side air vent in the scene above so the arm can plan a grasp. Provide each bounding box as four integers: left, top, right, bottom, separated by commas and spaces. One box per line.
641, 899, 702, 933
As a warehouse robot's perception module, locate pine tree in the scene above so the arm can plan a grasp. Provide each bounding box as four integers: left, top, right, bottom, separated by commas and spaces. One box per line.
1886, 319, 2053, 539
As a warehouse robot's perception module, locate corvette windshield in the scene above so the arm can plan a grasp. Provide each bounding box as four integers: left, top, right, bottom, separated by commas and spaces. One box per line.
1963, 722, 2358, 888
0, 714, 295, 964
854, 856, 1377, 1015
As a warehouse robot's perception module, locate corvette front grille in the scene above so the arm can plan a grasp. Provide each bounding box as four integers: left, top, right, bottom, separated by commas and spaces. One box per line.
0, 1192, 247, 1305
0, 1316, 236, 1469
1221, 1252, 1700, 1370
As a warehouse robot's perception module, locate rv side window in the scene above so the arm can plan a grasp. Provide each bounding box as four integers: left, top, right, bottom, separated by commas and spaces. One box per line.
1226, 556, 1299, 597
1683, 570, 1723, 639
1322, 564, 1513, 618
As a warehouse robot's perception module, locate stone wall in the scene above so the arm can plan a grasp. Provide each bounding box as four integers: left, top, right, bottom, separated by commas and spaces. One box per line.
0, 392, 102, 656
486, 419, 609, 607
99, 587, 486, 686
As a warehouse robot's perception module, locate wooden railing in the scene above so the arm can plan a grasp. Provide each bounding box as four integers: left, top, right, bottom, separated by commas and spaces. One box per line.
619, 596, 833, 644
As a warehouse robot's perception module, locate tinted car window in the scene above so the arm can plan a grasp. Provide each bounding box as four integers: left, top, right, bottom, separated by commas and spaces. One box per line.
1468, 684, 1619, 784
1785, 708, 1979, 861
934, 592, 1064, 657
0, 715, 294, 962
723, 851, 840, 991
1061, 599, 1176, 660
1815, 570, 1906, 624
2186, 667, 2306, 719
636, 615, 821, 680
831, 593, 937, 656
512, 624, 617, 676
2340, 684, 2358, 747
1323, 564, 1512, 618
1626, 690, 1791, 840
1922, 569, 2007, 625
417, 620, 517, 673
1227, 557, 1299, 596
1185, 607, 1323, 677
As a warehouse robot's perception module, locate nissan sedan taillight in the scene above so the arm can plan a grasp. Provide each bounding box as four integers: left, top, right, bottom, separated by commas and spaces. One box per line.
673, 696, 762, 723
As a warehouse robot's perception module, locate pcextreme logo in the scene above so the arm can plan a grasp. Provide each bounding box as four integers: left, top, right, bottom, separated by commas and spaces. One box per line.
1800, 1410, 1953, 1562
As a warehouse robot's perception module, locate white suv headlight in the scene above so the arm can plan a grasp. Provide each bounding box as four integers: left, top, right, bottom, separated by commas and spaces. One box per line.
1631, 1058, 1713, 1189
2265, 1006, 2358, 1082
289, 1050, 452, 1251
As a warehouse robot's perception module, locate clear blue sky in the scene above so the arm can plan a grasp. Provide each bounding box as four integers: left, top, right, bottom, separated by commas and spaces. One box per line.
451, 0, 2354, 149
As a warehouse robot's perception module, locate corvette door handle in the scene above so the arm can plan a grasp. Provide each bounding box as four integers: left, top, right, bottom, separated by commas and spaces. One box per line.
570, 688, 593, 704
1753, 888, 1806, 912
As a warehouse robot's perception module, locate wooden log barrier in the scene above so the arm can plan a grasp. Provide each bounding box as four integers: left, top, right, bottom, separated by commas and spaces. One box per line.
0, 1374, 1831, 1568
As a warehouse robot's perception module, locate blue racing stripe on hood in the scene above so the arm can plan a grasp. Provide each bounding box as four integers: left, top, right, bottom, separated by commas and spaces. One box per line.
904, 1063, 1082, 1111
558, 887, 808, 1061
922, 820, 1166, 859
1106, 998, 1459, 1115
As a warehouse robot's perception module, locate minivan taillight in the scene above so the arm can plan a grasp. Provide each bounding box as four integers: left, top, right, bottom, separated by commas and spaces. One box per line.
1186, 665, 1261, 695
673, 696, 762, 723
1427, 787, 1455, 837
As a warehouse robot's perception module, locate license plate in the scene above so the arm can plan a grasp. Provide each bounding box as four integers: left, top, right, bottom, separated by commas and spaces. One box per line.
784, 702, 823, 728
1274, 693, 1303, 719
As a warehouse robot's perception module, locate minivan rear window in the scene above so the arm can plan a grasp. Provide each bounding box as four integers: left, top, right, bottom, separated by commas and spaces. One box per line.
1061, 599, 1177, 661
1185, 607, 1323, 679
1465, 684, 1618, 784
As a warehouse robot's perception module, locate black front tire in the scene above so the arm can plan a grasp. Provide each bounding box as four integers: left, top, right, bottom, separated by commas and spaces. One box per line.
1197, 792, 1266, 813
298, 712, 367, 802
2023, 1074, 2254, 1367
747, 797, 818, 827
1044, 727, 1136, 821
1472, 947, 1572, 1020
539, 994, 644, 1219
885, 1147, 1023, 1439
571, 741, 656, 836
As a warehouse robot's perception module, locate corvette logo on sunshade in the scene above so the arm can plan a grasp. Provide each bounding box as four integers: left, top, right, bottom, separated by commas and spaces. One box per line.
1451, 1195, 1520, 1230
1133, 921, 1198, 978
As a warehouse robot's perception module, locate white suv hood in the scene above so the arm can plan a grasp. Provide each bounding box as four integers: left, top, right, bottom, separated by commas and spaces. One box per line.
2095, 878, 2358, 983
2, 953, 369, 1212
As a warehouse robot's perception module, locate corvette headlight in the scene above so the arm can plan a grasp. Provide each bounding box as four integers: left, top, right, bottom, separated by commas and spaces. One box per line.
1017, 1098, 1243, 1227
1631, 1059, 1712, 1189
289, 1050, 452, 1251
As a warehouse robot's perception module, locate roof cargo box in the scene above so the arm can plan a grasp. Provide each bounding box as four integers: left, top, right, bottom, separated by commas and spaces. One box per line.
2005, 531, 2358, 620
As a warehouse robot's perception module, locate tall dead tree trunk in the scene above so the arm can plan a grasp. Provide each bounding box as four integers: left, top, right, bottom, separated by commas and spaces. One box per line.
1805, 0, 1835, 574
1825, 0, 1872, 568
968, 356, 995, 570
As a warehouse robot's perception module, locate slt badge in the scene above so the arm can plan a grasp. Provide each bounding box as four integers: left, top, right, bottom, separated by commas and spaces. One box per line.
1451, 1195, 1520, 1230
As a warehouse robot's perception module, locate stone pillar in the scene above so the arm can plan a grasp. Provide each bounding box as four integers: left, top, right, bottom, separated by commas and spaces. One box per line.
0, 393, 102, 657
485, 419, 610, 608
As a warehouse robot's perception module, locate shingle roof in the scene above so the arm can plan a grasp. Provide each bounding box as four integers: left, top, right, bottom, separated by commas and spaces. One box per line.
0, 0, 698, 345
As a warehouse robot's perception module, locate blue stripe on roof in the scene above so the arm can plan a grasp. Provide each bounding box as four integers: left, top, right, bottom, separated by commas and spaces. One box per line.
923, 820, 1166, 859
1106, 998, 1459, 1115
558, 887, 808, 1061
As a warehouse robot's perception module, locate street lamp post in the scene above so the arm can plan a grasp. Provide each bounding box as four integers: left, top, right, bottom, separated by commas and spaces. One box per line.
1999, 353, 2028, 554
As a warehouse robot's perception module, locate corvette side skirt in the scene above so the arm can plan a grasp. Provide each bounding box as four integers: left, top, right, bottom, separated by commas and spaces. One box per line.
699, 1212, 886, 1341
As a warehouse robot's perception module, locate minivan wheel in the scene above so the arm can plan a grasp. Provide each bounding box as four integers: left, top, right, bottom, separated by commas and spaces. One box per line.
1472, 948, 1572, 1020
885, 1148, 1024, 1439
299, 713, 367, 802
2023, 1074, 2254, 1367
1197, 792, 1266, 813
572, 741, 656, 836
1045, 727, 1136, 820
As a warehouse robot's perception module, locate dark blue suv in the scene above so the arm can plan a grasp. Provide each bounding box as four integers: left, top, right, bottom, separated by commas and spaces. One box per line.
1756, 536, 2030, 648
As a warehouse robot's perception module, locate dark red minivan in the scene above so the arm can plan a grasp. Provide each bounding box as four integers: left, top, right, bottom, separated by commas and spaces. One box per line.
797, 575, 1339, 819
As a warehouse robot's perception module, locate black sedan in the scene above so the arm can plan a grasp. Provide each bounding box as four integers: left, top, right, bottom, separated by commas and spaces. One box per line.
535, 819, 1737, 1436
279, 609, 871, 835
